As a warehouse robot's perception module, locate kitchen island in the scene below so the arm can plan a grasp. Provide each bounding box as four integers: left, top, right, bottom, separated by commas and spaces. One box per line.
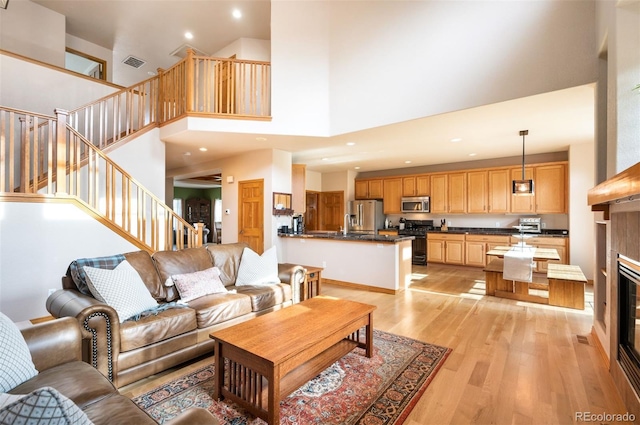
278, 232, 414, 294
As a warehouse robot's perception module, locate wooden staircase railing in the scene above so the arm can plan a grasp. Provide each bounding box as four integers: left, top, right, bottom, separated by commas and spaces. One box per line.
0, 106, 202, 252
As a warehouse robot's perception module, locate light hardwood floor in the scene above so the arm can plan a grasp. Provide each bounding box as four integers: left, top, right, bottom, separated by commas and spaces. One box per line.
123, 264, 628, 424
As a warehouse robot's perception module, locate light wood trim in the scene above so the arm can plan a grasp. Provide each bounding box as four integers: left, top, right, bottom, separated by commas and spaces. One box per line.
591, 326, 610, 370
588, 161, 640, 206
322, 278, 397, 295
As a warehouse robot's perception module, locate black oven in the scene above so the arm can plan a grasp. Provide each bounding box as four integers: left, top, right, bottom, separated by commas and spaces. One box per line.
398, 219, 433, 265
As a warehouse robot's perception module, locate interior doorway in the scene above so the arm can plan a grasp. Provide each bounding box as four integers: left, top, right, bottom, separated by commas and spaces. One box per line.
238, 179, 264, 253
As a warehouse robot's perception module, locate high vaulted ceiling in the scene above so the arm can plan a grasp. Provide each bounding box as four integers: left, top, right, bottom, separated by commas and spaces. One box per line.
32, 0, 595, 181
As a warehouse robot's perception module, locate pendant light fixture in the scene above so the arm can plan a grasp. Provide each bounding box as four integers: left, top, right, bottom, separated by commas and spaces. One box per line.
512, 129, 534, 195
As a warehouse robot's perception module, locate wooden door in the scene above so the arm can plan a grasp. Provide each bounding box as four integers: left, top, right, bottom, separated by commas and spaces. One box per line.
318, 191, 344, 231
535, 163, 567, 213
448, 172, 467, 213
305, 191, 319, 231
430, 174, 447, 213
238, 179, 264, 253
467, 170, 487, 214
487, 168, 510, 213
383, 178, 402, 214
217, 55, 236, 114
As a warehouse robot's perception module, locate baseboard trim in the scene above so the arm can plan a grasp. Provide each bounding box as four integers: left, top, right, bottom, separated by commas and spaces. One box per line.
323, 278, 397, 295
591, 326, 610, 370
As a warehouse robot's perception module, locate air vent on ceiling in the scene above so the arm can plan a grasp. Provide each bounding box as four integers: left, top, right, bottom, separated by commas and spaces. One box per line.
170, 44, 209, 59
122, 55, 146, 69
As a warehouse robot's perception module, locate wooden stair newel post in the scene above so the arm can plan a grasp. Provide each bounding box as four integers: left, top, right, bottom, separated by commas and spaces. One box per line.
194, 222, 204, 248
54, 109, 69, 195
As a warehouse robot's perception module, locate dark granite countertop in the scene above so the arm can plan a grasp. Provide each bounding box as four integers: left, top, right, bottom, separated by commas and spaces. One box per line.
278, 231, 415, 243
427, 227, 569, 237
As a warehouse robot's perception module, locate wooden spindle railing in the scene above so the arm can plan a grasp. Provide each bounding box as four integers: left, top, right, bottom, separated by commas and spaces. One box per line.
0, 106, 202, 252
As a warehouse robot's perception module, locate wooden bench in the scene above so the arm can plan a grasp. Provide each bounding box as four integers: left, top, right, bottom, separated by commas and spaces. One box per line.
547, 263, 587, 310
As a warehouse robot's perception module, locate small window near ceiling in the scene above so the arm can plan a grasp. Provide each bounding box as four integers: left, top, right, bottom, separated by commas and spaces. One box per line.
65, 48, 107, 81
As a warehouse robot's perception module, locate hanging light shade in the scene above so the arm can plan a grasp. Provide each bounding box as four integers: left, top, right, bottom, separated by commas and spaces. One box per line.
512, 130, 534, 196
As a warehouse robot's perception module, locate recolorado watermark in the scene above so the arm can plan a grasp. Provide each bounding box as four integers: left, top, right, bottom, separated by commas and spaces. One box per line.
575, 411, 635, 422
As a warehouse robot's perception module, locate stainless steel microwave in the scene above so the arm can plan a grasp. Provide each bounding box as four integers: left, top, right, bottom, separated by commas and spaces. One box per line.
401, 196, 430, 213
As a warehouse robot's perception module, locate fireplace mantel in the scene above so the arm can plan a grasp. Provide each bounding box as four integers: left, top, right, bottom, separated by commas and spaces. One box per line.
588, 162, 640, 219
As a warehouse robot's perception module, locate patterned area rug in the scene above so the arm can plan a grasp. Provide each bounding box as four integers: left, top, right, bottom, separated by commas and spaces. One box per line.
133, 330, 450, 425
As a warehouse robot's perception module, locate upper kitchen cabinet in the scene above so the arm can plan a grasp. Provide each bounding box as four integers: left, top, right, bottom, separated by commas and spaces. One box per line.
467, 170, 488, 213
355, 178, 384, 199
292, 164, 306, 213
383, 178, 403, 214
534, 163, 567, 213
510, 166, 535, 214
487, 168, 511, 214
402, 174, 430, 197
430, 174, 448, 213
448, 172, 467, 213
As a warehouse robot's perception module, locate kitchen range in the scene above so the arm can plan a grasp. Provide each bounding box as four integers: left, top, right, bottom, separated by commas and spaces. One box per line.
398, 219, 434, 265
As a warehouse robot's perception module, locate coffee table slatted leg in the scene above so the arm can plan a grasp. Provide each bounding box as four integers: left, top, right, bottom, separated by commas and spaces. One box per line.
267, 365, 280, 425
366, 314, 373, 358
214, 340, 223, 400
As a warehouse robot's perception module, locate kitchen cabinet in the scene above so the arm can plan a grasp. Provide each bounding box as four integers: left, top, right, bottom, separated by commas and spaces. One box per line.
430, 174, 447, 213
355, 179, 383, 200
402, 176, 417, 196
534, 163, 567, 213
487, 168, 510, 213
292, 164, 306, 214
402, 174, 430, 196
467, 170, 488, 214
416, 175, 430, 196
427, 233, 465, 264
510, 167, 535, 214
383, 178, 403, 214
448, 172, 467, 213
465, 234, 511, 267
379, 229, 399, 236
510, 236, 568, 272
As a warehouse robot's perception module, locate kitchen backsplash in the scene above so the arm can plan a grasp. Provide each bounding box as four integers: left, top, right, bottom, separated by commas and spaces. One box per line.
384, 213, 568, 230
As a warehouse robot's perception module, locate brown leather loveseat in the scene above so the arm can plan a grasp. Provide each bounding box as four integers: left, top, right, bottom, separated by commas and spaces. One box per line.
12, 317, 216, 424
46, 243, 305, 388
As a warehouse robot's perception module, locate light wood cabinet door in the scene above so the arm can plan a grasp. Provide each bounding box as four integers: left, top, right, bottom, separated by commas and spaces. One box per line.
448, 172, 467, 213
510, 167, 535, 213
445, 240, 465, 264
430, 174, 448, 214
427, 239, 445, 263
402, 176, 416, 196
487, 168, 510, 213
416, 175, 430, 196
465, 241, 486, 267
535, 163, 567, 213
467, 170, 488, 214
383, 178, 403, 214
355, 180, 369, 199
355, 179, 384, 200
292, 164, 306, 214
368, 179, 384, 199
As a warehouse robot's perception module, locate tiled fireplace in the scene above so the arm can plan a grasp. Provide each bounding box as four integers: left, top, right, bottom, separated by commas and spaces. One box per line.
589, 162, 640, 417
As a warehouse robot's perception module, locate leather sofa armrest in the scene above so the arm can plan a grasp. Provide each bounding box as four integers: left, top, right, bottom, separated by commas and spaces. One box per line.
46, 289, 122, 385
165, 407, 219, 425
278, 263, 306, 303
19, 317, 82, 371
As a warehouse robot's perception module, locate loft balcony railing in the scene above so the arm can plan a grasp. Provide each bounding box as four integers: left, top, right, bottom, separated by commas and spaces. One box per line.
68, 49, 271, 150
0, 106, 203, 252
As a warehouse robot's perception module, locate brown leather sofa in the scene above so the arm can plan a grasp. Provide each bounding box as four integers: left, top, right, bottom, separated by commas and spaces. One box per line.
12, 317, 217, 425
46, 243, 305, 388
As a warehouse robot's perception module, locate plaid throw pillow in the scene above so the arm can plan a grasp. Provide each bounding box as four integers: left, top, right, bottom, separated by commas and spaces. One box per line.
67, 254, 125, 295
0, 387, 93, 425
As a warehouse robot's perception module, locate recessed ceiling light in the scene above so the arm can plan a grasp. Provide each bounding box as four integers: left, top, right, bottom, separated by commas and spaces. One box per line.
185, 32, 193, 40
346, 142, 355, 146
147, 71, 157, 76
450, 138, 462, 143
256, 137, 267, 141
322, 158, 329, 161
183, 152, 191, 156
232, 9, 242, 19
469, 153, 477, 156
405, 160, 412, 164
199, 147, 208, 152
355, 166, 361, 170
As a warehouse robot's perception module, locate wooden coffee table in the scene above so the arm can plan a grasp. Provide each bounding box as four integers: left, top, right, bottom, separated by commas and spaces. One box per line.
210, 296, 376, 425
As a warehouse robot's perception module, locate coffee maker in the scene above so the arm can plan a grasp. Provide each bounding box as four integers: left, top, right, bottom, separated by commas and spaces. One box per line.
292, 214, 304, 234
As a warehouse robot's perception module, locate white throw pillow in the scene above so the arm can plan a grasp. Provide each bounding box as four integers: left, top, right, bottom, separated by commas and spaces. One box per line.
0, 312, 38, 393
171, 267, 228, 302
0, 386, 93, 425
83, 260, 158, 323
235, 246, 281, 286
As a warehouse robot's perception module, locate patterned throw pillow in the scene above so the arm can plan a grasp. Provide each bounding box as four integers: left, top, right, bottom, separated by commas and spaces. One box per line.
235, 246, 281, 286
171, 267, 228, 302
83, 260, 158, 323
0, 387, 93, 425
0, 312, 38, 393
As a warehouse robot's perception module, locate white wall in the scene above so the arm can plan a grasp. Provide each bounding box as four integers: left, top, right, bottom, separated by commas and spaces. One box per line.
0, 0, 65, 67
213, 38, 270, 62
306, 169, 322, 192
0, 202, 138, 321
66, 33, 114, 82
569, 142, 595, 280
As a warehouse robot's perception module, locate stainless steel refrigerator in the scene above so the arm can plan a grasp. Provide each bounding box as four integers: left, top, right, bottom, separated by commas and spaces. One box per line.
347, 200, 385, 234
